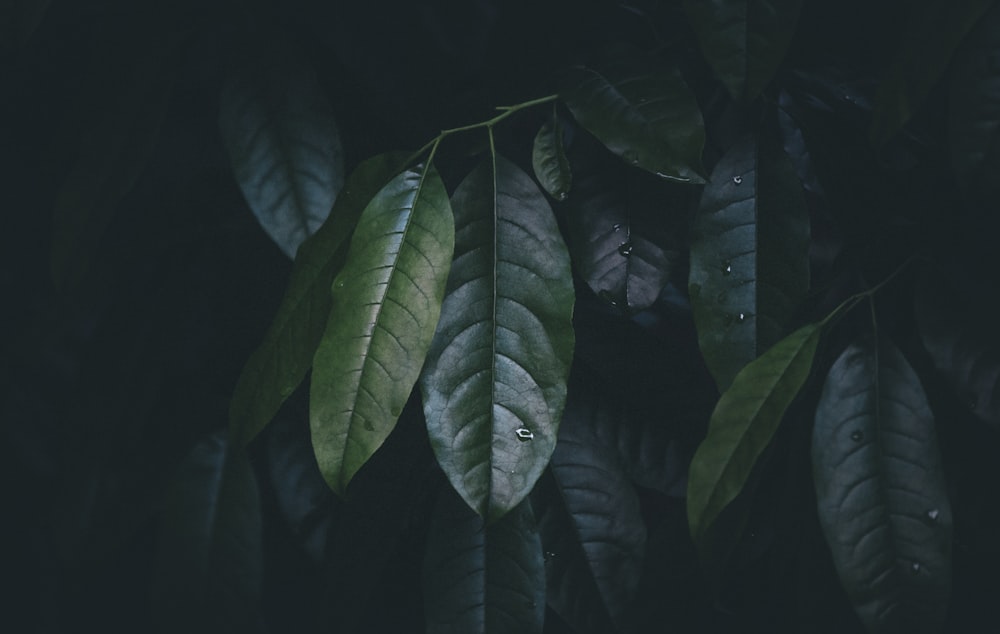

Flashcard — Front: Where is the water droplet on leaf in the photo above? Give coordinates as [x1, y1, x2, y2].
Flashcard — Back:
[722, 261, 732, 275]
[612, 223, 623, 232]
[851, 430, 863, 442]
[556, 191, 568, 201]
[618, 242, 633, 257]
[737, 312, 746, 322]
[911, 562, 921, 573]
[623, 150, 639, 165]
[515, 428, 534, 441]
[544, 551, 557, 561]
[927, 509, 940, 521]
[732, 175, 743, 185]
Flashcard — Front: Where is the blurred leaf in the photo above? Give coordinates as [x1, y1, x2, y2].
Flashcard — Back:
[871, 0, 994, 147]
[230, 153, 406, 446]
[689, 134, 810, 391]
[561, 52, 706, 182]
[423, 491, 545, 634]
[812, 337, 952, 633]
[532, 113, 572, 200]
[687, 322, 820, 541]
[531, 412, 646, 633]
[777, 91, 824, 195]
[420, 155, 574, 522]
[0, 0, 50, 50]
[152, 431, 266, 633]
[949, 2, 1000, 202]
[682, 0, 802, 101]
[219, 39, 344, 259]
[310, 163, 454, 496]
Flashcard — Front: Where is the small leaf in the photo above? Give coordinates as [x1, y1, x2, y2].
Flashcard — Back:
[230, 153, 406, 446]
[687, 322, 821, 541]
[219, 39, 344, 259]
[689, 133, 810, 391]
[871, 0, 994, 147]
[532, 114, 572, 200]
[561, 51, 706, 182]
[948, 2, 1000, 202]
[423, 491, 545, 634]
[311, 163, 454, 496]
[151, 431, 266, 632]
[683, 0, 802, 101]
[420, 154, 574, 522]
[812, 337, 952, 633]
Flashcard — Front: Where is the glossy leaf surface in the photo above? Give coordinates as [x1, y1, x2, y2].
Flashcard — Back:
[812, 337, 952, 633]
[687, 322, 820, 541]
[311, 164, 454, 496]
[423, 490, 545, 634]
[683, 0, 802, 101]
[532, 115, 572, 200]
[219, 41, 344, 258]
[689, 134, 810, 391]
[561, 54, 706, 182]
[230, 153, 405, 446]
[420, 155, 574, 521]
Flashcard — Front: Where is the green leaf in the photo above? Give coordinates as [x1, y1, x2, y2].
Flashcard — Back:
[219, 39, 344, 259]
[682, 0, 802, 101]
[229, 153, 406, 446]
[310, 163, 454, 496]
[151, 431, 266, 633]
[687, 322, 821, 541]
[560, 52, 706, 182]
[689, 133, 810, 391]
[871, 0, 994, 147]
[531, 416, 647, 634]
[423, 490, 545, 634]
[812, 337, 952, 633]
[420, 154, 574, 522]
[532, 113, 572, 200]
[948, 2, 1000, 202]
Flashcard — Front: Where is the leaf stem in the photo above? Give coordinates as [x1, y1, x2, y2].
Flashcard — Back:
[820, 257, 914, 328]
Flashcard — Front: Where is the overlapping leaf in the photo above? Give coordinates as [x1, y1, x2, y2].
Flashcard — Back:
[230, 153, 406, 446]
[420, 155, 574, 522]
[812, 337, 952, 633]
[683, 0, 802, 102]
[219, 40, 344, 258]
[689, 133, 810, 391]
[423, 490, 545, 634]
[311, 164, 454, 496]
[561, 53, 705, 182]
[687, 322, 821, 541]
[532, 113, 572, 200]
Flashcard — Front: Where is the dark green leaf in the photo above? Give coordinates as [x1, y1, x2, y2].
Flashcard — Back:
[230, 153, 406, 446]
[532, 114, 572, 200]
[531, 407, 647, 634]
[311, 163, 454, 496]
[423, 490, 545, 634]
[219, 39, 344, 259]
[687, 322, 821, 541]
[683, 0, 802, 101]
[420, 155, 574, 522]
[871, 0, 994, 147]
[151, 431, 265, 633]
[561, 53, 706, 182]
[689, 133, 810, 391]
[812, 337, 952, 633]
[949, 2, 1000, 202]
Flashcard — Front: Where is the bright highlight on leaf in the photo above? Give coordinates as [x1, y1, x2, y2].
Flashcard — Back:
[310, 163, 454, 496]
[687, 322, 821, 541]
[420, 154, 574, 522]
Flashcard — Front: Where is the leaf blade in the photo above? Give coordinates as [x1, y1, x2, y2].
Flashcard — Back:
[532, 114, 572, 200]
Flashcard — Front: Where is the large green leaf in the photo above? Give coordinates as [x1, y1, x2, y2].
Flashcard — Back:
[532, 113, 572, 200]
[812, 337, 952, 633]
[949, 2, 1000, 202]
[689, 133, 810, 391]
[560, 52, 706, 182]
[310, 163, 454, 496]
[682, 0, 802, 102]
[420, 154, 574, 522]
[219, 39, 344, 259]
[151, 431, 266, 633]
[230, 153, 406, 446]
[531, 415, 647, 634]
[687, 322, 820, 541]
[423, 490, 545, 634]
[871, 0, 994, 147]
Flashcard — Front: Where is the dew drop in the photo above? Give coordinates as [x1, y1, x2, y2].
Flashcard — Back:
[911, 562, 921, 573]
[624, 150, 639, 165]
[515, 427, 534, 441]
[927, 509, 940, 521]
[732, 175, 743, 185]
[612, 223, 623, 232]
[851, 430, 863, 442]
[618, 242, 634, 257]
[722, 261, 732, 275]
[737, 312, 746, 322]
[544, 551, 557, 562]
[556, 191, 568, 201]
